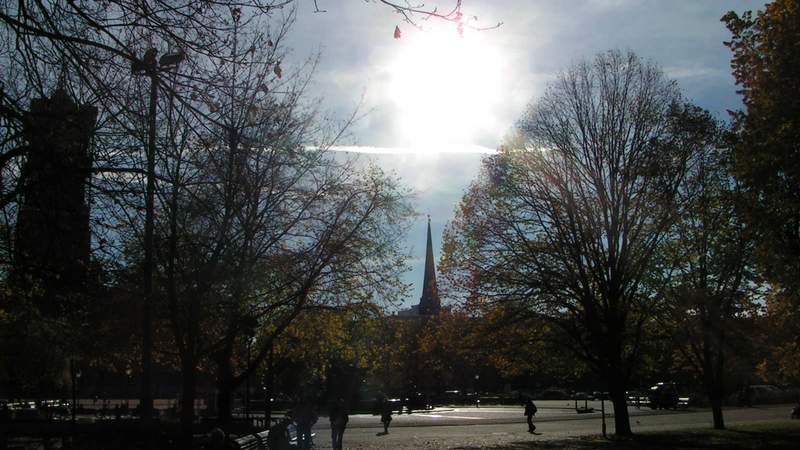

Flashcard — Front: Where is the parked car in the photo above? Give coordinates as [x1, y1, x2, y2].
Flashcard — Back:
[648, 383, 679, 410]
[733, 384, 795, 406]
[626, 390, 648, 407]
[539, 389, 570, 400]
[403, 392, 430, 412]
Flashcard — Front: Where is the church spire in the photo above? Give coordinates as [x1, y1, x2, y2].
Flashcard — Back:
[419, 215, 440, 315]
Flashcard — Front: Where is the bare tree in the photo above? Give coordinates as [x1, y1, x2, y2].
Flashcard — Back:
[313, 0, 501, 33]
[0, 0, 439, 433]
[662, 107, 755, 430]
[441, 50, 697, 436]
[114, 11, 414, 429]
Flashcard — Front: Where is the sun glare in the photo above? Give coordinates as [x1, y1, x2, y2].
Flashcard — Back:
[386, 26, 506, 153]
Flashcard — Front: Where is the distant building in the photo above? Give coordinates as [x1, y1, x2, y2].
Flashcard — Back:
[397, 216, 441, 317]
[13, 86, 96, 316]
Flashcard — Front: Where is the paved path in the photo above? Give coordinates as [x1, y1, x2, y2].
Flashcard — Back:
[306, 404, 794, 450]
[311, 400, 681, 429]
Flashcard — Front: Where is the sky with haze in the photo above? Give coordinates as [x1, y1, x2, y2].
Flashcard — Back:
[282, 0, 764, 309]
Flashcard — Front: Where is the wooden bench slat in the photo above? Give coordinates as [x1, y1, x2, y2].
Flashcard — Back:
[231, 433, 263, 450]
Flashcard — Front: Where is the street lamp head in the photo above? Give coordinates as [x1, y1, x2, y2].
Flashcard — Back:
[131, 48, 158, 75]
[159, 51, 186, 69]
[132, 48, 184, 75]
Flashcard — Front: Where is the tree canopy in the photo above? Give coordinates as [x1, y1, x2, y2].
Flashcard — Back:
[441, 50, 708, 435]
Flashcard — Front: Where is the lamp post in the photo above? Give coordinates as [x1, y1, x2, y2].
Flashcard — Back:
[70, 360, 81, 444]
[245, 336, 256, 422]
[132, 48, 184, 431]
[600, 395, 607, 437]
[474, 375, 480, 408]
[264, 341, 274, 426]
[601, 394, 607, 438]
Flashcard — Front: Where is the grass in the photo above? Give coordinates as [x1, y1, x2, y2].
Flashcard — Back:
[452, 421, 800, 450]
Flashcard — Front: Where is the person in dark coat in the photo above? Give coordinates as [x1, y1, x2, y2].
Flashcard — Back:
[380, 399, 393, 434]
[266, 417, 292, 450]
[524, 398, 538, 433]
[294, 399, 318, 450]
[329, 398, 348, 450]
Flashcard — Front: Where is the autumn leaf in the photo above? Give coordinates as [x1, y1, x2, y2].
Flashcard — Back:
[247, 105, 260, 122]
[394, 25, 401, 39]
[206, 100, 220, 113]
[274, 62, 282, 79]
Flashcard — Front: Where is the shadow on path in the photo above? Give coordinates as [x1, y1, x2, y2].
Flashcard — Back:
[450, 422, 800, 450]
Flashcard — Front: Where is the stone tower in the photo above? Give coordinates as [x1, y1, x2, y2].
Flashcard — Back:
[418, 216, 440, 316]
[13, 86, 97, 317]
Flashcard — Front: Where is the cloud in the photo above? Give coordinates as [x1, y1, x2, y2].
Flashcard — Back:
[325, 145, 495, 155]
[282, 0, 763, 307]
[664, 67, 727, 80]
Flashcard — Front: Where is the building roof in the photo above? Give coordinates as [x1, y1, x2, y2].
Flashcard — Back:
[418, 216, 440, 315]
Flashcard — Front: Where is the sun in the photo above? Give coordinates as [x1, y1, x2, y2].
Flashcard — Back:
[386, 26, 506, 153]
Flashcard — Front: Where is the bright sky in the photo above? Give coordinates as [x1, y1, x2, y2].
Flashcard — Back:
[285, 0, 763, 308]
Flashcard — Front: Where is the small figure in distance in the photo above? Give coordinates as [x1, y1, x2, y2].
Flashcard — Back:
[524, 398, 538, 433]
[380, 398, 393, 434]
[329, 398, 349, 450]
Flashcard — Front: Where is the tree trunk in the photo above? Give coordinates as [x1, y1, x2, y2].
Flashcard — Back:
[180, 359, 197, 447]
[216, 358, 234, 426]
[609, 384, 632, 436]
[703, 363, 726, 430]
[710, 389, 725, 429]
[216, 385, 233, 426]
[595, 314, 633, 436]
[702, 303, 726, 430]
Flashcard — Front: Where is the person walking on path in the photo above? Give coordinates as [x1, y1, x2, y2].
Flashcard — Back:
[267, 417, 292, 450]
[329, 398, 349, 450]
[294, 399, 318, 450]
[524, 398, 538, 433]
[380, 399, 393, 434]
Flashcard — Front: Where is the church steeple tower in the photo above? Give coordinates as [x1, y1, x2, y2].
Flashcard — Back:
[419, 215, 440, 315]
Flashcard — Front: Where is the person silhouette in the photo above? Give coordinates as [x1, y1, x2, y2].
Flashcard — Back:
[294, 398, 317, 450]
[380, 398, 393, 434]
[329, 398, 348, 450]
[524, 398, 538, 433]
[267, 417, 292, 450]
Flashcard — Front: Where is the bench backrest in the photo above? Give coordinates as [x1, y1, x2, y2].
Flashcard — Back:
[254, 430, 269, 447]
[231, 434, 263, 450]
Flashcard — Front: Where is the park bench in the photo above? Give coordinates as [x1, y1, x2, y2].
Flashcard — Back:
[229, 423, 315, 450]
[231, 430, 269, 450]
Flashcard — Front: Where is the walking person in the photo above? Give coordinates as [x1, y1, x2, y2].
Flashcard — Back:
[267, 417, 292, 450]
[294, 398, 318, 450]
[329, 398, 348, 450]
[524, 398, 538, 433]
[380, 398, 393, 434]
